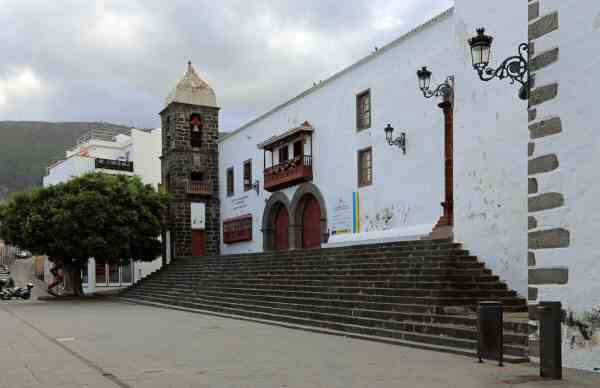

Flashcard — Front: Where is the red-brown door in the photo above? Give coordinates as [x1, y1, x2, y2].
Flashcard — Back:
[191, 230, 206, 256]
[302, 196, 322, 249]
[274, 206, 289, 251]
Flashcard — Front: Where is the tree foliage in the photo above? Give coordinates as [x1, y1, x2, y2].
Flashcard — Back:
[0, 173, 168, 294]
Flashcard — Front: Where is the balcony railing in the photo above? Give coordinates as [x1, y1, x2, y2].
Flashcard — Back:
[264, 155, 313, 192]
[186, 180, 212, 196]
[95, 158, 134, 172]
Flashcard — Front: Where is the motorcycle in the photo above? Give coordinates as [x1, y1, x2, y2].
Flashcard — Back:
[0, 282, 34, 300]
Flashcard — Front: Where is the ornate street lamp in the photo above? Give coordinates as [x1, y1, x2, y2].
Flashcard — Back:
[384, 124, 406, 154]
[468, 28, 529, 100]
[417, 66, 454, 99]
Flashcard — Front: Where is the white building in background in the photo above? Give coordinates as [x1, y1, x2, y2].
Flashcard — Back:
[43, 127, 163, 293]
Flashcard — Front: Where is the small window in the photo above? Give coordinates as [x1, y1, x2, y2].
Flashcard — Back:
[243, 160, 252, 192]
[190, 171, 204, 182]
[293, 140, 303, 158]
[357, 147, 373, 187]
[356, 90, 371, 130]
[226, 167, 234, 197]
[278, 146, 289, 164]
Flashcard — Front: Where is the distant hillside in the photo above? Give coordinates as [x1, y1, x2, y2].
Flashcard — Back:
[0, 121, 133, 200]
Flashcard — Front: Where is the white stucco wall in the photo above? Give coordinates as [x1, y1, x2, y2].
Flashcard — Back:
[452, 1, 528, 296]
[43, 155, 95, 187]
[131, 128, 162, 188]
[219, 10, 456, 255]
[529, 0, 600, 371]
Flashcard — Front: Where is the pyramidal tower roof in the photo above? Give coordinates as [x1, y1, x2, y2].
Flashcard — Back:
[165, 61, 217, 108]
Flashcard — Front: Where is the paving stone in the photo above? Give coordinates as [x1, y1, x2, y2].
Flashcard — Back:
[528, 287, 538, 301]
[529, 192, 564, 212]
[529, 12, 559, 41]
[529, 267, 568, 285]
[529, 228, 570, 249]
[528, 217, 538, 230]
[529, 83, 558, 106]
[528, 178, 538, 194]
[530, 48, 559, 72]
[529, 154, 559, 175]
[529, 117, 561, 139]
[528, 2, 540, 21]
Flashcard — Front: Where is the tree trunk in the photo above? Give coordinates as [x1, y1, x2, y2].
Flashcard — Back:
[62, 261, 84, 296]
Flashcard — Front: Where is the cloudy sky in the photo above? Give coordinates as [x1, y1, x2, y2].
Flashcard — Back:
[0, 0, 453, 132]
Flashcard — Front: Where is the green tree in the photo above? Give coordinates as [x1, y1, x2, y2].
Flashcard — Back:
[0, 173, 167, 296]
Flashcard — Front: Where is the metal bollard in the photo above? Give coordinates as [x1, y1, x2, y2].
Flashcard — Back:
[539, 301, 562, 380]
[477, 301, 504, 366]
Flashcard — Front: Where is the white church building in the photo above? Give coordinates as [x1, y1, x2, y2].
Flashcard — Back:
[158, 1, 600, 371]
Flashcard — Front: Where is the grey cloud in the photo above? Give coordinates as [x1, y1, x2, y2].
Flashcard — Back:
[0, 0, 452, 131]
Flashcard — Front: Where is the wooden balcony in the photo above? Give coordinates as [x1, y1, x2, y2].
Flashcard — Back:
[186, 180, 212, 196]
[264, 155, 313, 192]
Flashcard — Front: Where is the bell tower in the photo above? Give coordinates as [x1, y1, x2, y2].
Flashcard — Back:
[160, 62, 220, 257]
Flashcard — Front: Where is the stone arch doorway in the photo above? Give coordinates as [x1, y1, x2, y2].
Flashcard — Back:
[290, 183, 328, 249]
[262, 192, 291, 251]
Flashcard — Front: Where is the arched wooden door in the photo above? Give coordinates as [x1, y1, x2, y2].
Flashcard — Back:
[302, 196, 322, 249]
[274, 206, 289, 251]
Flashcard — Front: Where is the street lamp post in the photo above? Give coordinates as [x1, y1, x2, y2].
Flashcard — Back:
[416, 67, 455, 233]
[467, 28, 530, 100]
[384, 124, 406, 154]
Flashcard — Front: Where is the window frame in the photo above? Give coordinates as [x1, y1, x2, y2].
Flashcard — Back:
[357, 146, 373, 187]
[243, 159, 253, 192]
[226, 167, 234, 197]
[356, 89, 371, 131]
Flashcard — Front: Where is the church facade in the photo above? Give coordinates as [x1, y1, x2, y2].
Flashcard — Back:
[160, 1, 600, 371]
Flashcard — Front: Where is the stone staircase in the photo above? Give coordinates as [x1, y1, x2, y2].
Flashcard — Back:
[118, 239, 530, 362]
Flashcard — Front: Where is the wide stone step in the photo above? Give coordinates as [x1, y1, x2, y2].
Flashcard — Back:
[123, 287, 528, 333]
[173, 248, 470, 268]
[123, 286, 526, 313]
[169, 261, 485, 275]
[150, 273, 501, 284]
[137, 276, 509, 290]
[194, 240, 459, 261]
[122, 290, 527, 346]
[117, 295, 528, 361]
[133, 281, 516, 298]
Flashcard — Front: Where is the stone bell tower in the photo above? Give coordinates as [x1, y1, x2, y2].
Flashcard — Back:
[160, 62, 220, 258]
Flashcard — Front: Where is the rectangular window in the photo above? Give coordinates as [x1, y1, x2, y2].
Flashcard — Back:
[227, 167, 234, 197]
[278, 146, 289, 164]
[357, 147, 373, 187]
[356, 90, 371, 130]
[243, 159, 252, 192]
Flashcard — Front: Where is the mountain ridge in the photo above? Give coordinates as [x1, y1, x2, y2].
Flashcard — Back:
[0, 121, 134, 200]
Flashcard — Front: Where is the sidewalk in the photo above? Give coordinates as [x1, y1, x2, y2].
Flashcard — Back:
[0, 306, 122, 388]
[2, 299, 600, 387]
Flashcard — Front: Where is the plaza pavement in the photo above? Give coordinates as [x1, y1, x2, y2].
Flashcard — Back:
[1, 299, 600, 388]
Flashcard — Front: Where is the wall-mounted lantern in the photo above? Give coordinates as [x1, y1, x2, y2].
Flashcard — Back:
[468, 28, 529, 100]
[384, 124, 406, 154]
[417, 66, 454, 99]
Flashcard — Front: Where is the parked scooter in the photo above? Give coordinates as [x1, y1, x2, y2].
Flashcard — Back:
[0, 282, 33, 300]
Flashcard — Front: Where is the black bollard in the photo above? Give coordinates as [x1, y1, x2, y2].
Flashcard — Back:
[477, 301, 504, 366]
[539, 301, 562, 380]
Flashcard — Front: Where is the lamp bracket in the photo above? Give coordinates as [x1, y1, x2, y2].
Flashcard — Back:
[387, 132, 406, 155]
[421, 75, 454, 99]
[474, 42, 529, 99]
